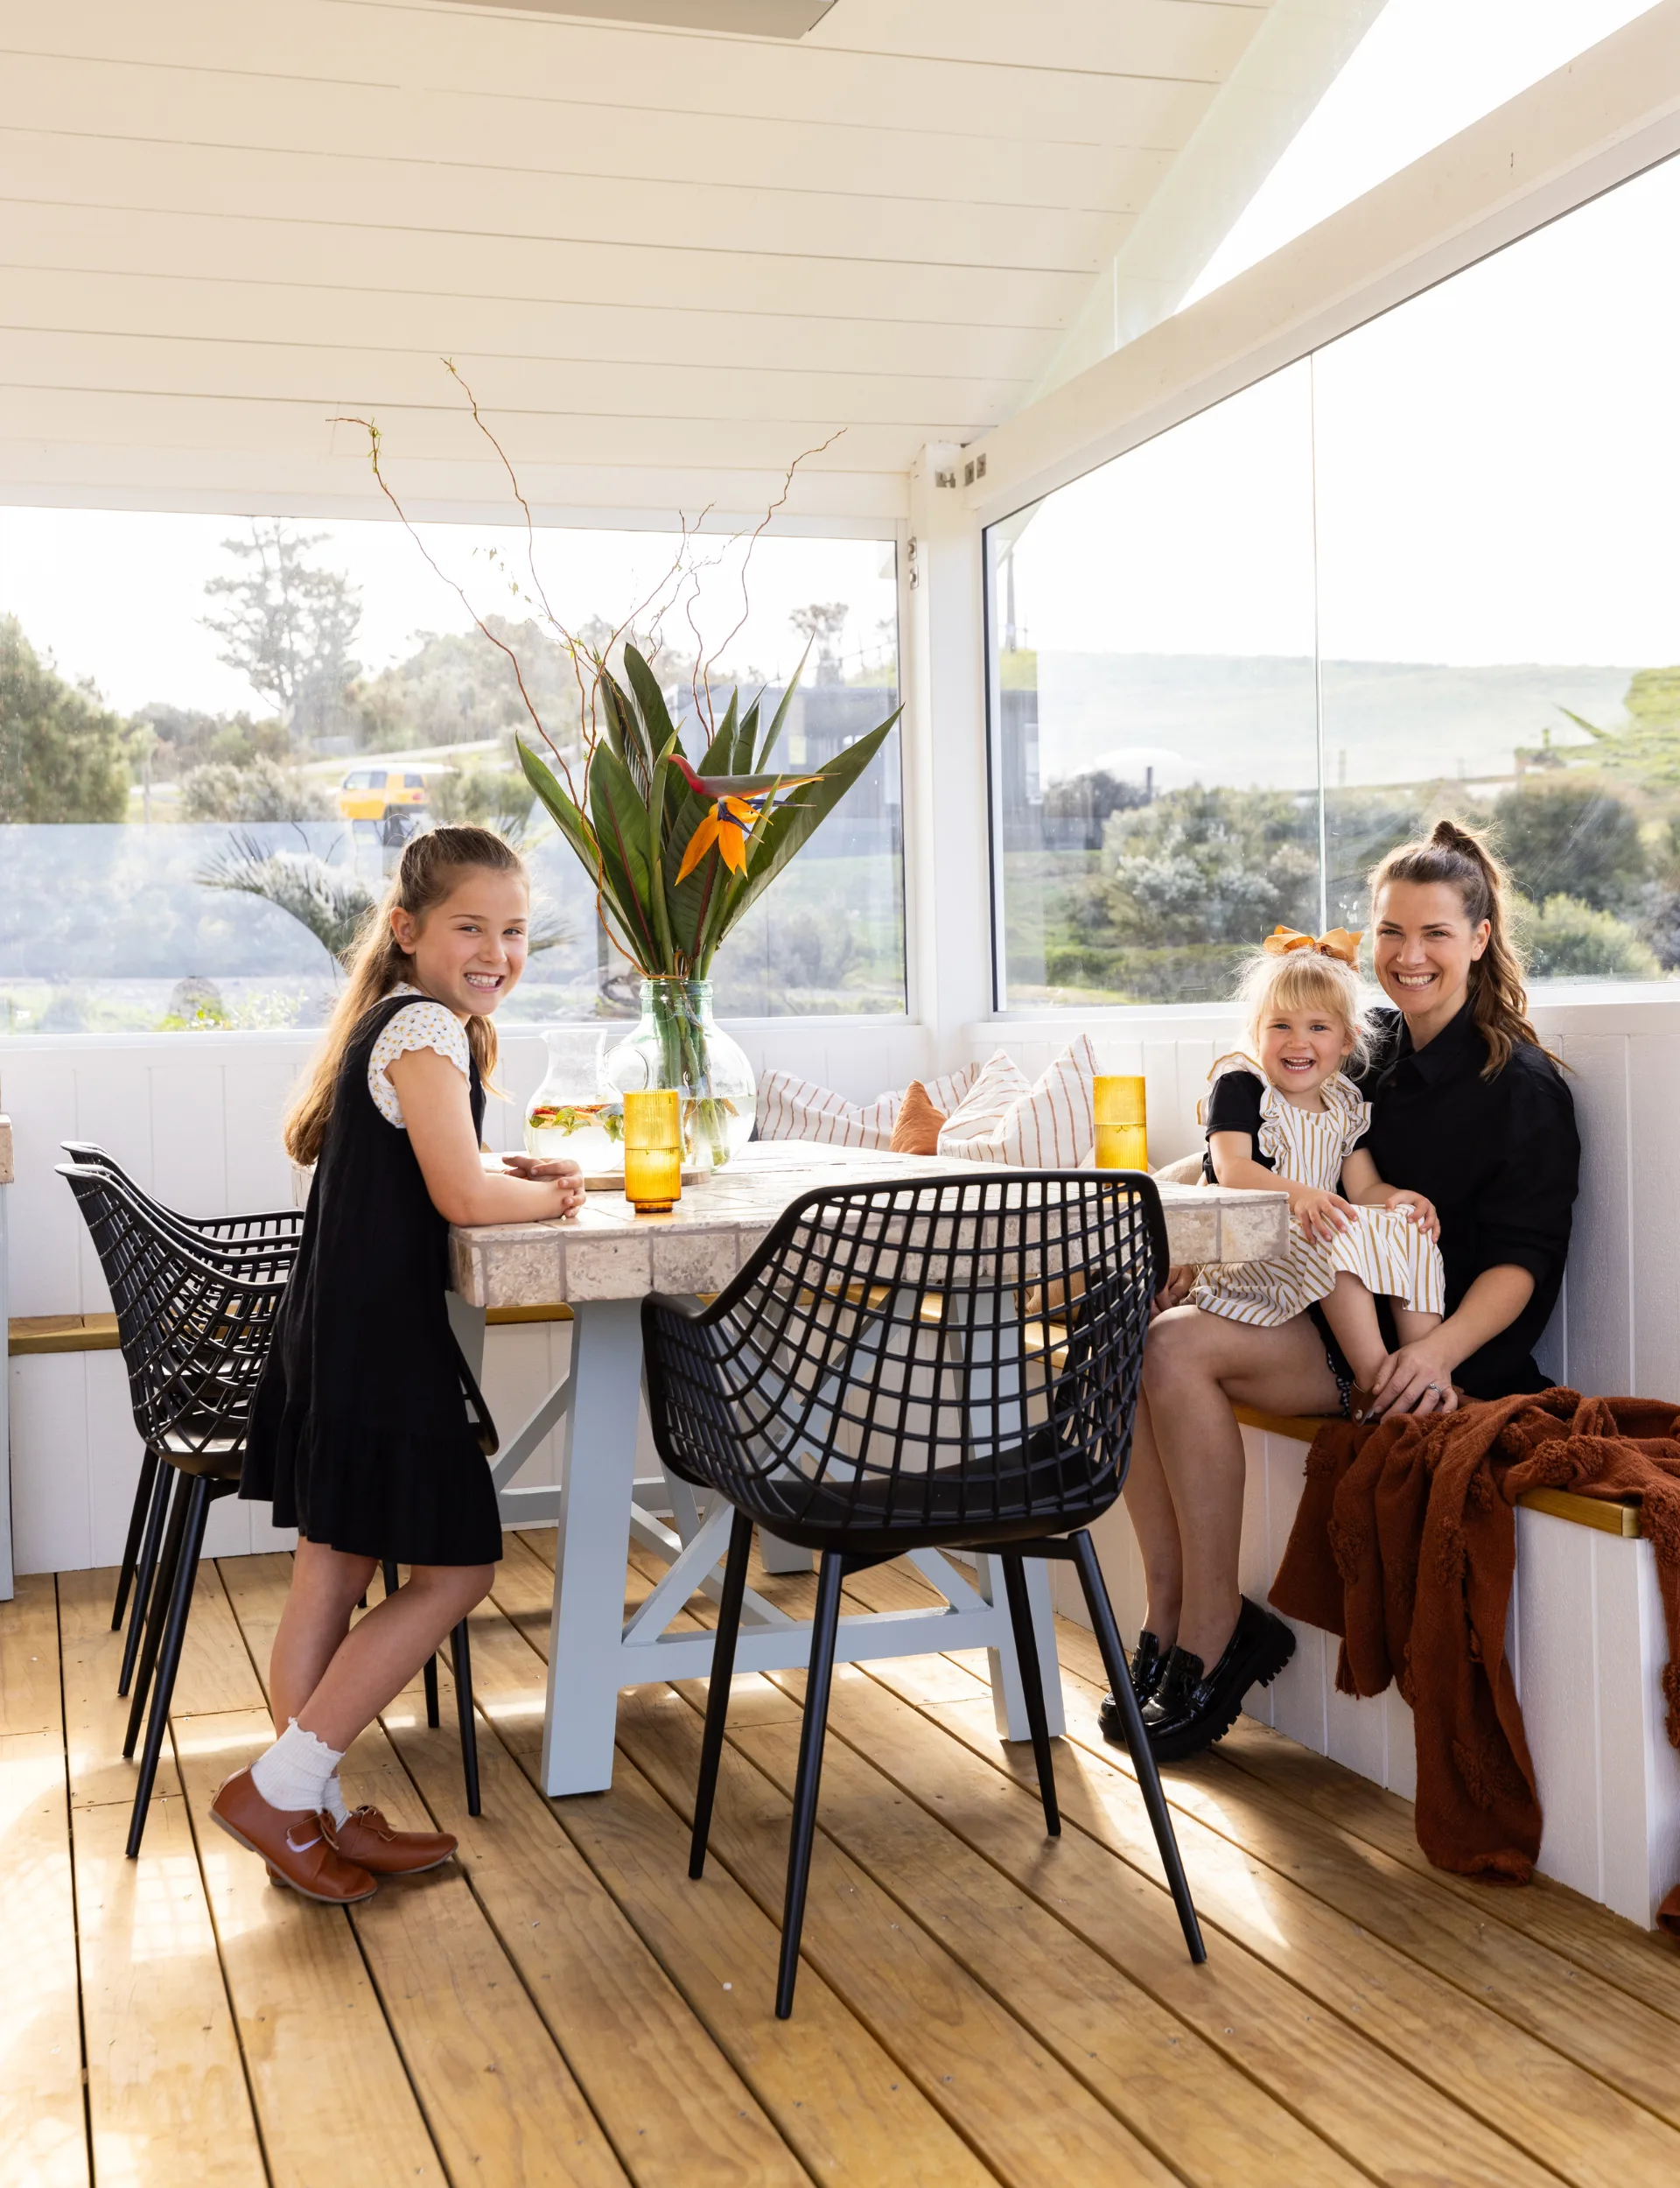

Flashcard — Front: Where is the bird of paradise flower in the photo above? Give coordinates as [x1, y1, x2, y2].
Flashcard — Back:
[669, 754, 823, 881]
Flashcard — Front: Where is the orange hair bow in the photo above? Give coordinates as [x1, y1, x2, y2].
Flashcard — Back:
[1262, 923, 1362, 967]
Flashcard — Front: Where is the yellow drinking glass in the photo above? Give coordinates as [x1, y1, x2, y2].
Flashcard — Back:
[623, 1089, 682, 1212]
[1094, 1075, 1148, 1171]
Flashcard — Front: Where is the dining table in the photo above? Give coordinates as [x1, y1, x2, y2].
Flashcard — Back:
[447, 1142, 1289, 1798]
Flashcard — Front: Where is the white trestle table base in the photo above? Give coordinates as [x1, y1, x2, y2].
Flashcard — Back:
[450, 1145, 1288, 1798]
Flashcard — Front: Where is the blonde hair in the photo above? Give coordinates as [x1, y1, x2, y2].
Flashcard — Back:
[1368, 817, 1543, 1079]
[284, 825, 527, 1165]
[1235, 948, 1370, 1074]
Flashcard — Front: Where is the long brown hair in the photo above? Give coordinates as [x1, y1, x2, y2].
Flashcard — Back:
[1368, 817, 1542, 1077]
[284, 825, 528, 1164]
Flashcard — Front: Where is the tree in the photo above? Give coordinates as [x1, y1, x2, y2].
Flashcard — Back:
[1099, 784, 1320, 946]
[353, 617, 584, 754]
[1492, 775, 1647, 915]
[788, 602, 848, 684]
[0, 614, 130, 822]
[201, 521, 361, 747]
[178, 757, 334, 823]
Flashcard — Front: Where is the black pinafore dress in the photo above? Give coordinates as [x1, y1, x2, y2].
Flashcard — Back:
[241, 992, 502, 1567]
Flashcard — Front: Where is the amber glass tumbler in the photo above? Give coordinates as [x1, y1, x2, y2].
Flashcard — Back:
[1093, 1075, 1148, 1171]
[624, 1089, 682, 1211]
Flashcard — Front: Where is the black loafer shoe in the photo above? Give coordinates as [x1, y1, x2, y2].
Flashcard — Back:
[1140, 1599, 1295, 1763]
[1097, 1629, 1166, 1746]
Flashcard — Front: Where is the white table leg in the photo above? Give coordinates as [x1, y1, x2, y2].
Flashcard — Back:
[540, 1298, 646, 1797]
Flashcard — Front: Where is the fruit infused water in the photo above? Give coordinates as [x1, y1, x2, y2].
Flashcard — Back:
[524, 1028, 623, 1173]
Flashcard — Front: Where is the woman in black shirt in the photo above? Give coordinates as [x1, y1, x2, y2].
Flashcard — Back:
[1107, 820, 1580, 1763]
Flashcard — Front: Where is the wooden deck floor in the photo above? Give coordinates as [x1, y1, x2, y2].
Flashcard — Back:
[7, 1535, 1680, 2188]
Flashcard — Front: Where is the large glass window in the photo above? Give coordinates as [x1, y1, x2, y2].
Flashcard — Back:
[990, 151, 1680, 1005]
[0, 516, 902, 1033]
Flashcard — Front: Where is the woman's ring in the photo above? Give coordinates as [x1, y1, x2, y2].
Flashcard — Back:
[1426, 1382, 1444, 1395]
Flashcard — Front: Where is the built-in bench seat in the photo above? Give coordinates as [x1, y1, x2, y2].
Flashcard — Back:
[1213, 1404, 1680, 1928]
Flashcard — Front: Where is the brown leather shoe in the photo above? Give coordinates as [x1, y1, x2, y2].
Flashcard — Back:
[210, 1767, 377, 1904]
[324, 1805, 457, 1876]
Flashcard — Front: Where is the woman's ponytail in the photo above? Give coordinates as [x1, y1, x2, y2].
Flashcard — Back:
[1369, 817, 1544, 1077]
[283, 825, 526, 1165]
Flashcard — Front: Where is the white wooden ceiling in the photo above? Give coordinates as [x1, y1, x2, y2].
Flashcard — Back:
[0, 0, 1281, 529]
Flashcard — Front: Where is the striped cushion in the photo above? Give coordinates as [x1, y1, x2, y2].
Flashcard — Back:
[756, 1063, 980, 1149]
[936, 1036, 1100, 1168]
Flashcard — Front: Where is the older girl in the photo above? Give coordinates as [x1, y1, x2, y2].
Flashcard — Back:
[1107, 820, 1578, 1763]
[214, 826, 585, 1904]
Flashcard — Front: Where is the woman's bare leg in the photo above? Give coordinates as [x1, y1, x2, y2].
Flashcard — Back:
[271, 1538, 493, 1754]
[1121, 1392, 1183, 1647]
[1143, 1306, 1341, 1667]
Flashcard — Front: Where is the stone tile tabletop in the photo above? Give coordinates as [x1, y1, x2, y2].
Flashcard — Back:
[450, 1143, 1287, 1310]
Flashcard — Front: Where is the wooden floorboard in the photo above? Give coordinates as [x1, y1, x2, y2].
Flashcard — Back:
[0, 1574, 89, 2188]
[11, 1533, 1680, 2188]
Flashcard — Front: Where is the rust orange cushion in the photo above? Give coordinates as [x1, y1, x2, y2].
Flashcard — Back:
[889, 1080, 947, 1154]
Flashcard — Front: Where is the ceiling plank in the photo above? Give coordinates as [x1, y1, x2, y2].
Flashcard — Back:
[0, 127, 1136, 271]
[0, 200, 1092, 327]
[0, 265, 1046, 379]
[0, 53, 1178, 214]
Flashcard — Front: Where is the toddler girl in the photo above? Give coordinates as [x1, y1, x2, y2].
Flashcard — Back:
[1190, 928, 1446, 1420]
[214, 826, 585, 1904]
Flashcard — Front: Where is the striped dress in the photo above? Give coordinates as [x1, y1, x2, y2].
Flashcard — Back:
[1190, 1057, 1446, 1329]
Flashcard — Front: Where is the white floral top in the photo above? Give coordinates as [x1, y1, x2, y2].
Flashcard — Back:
[368, 984, 470, 1129]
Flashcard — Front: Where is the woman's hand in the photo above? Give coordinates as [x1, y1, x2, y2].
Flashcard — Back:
[1151, 1266, 1194, 1317]
[1377, 1184, 1440, 1241]
[1368, 1334, 1461, 1420]
[1288, 1185, 1357, 1245]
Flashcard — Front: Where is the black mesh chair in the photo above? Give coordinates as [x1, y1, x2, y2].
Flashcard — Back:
[61, 1141, 303, 1659]
[59, 1162, 480, 1854]
[642, 1168, 1205, 2017]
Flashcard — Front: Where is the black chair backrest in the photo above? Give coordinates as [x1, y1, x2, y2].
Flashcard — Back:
[643, 1169, 1166, 1553]
[58, 1155, 302, 1260]
[59, 1164, 289, 1472]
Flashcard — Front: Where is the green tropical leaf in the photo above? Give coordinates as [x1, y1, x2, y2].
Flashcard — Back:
[588, 743, 661, 963]
[517, 739, 599, 873]
[756, 642, 811, 770]
[696, 688, 739, 775]
[621, 645, 678, 764]
[722, 710, 900, 931]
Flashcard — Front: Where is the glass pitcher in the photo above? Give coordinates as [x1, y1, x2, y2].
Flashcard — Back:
[524, 1027, 624, 1174]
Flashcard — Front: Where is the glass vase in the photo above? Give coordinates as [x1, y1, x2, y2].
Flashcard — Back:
[601, 978, 756, 1174]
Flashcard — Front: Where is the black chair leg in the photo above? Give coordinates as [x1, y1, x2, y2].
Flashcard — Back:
[999, 1553, 1060, 1837]
[117, 1459, 172, 1698]
[127, 1477, 215, 1858]
[1068, 1529, 1205, 1964]
[124, 1471, 191, 1757]
[112, 1448, 159, 1630]
[776, 1548, 844, 2020]
[450, 1618, 481, 1816]
[690, 1510, 754, 1881]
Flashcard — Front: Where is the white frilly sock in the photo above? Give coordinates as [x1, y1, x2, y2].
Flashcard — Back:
[249, 1719, 345, 1817]
[322, 1775, 352, 1828]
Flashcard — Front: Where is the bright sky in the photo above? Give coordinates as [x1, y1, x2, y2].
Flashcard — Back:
[1006, 0, 1680, 671]
[1186, 0, 1662, 302]
[0, 510, 897, 718]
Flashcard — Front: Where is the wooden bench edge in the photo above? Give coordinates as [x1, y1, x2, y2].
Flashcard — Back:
[1232, 1403, 1642, 1538]
[10, 1302, 578, 1357]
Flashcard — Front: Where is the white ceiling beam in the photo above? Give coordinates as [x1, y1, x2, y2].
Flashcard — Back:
[970, 0, 1680, 524]
[1027, 0, 1389, 400]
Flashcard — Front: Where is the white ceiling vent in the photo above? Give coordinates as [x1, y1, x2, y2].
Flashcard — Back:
[442, 1, 836, 32]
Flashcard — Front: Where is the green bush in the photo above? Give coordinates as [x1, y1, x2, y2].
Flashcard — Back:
[1493, 776, 1647, 913]
[0, 616, 130, 822]
[178, 758, 333, 823]
[1514, 893, 1662, 980]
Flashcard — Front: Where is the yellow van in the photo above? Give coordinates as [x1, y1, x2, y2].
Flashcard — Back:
[338, 767, 430, 822]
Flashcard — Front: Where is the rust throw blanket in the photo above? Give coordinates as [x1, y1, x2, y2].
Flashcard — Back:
[1270, 1388, 1680, 1920]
